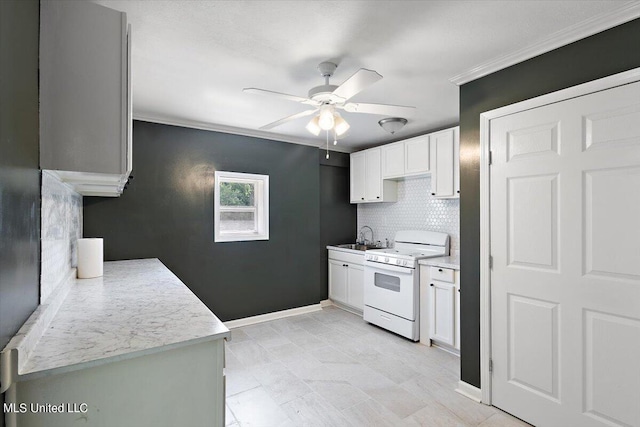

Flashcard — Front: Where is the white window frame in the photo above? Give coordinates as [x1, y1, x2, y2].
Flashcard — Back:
[214, 171, 269, 242]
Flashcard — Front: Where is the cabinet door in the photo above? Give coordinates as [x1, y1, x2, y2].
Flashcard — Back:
[365, 148, 382, 201]
[350, 152, 366, 203]
[454, 281, 460, 350]
[405, 135, 430, 175]
[125, 25, 133, 175]
[347, 264, 364, 311]
[453, 127, 460, 198]
[430, 128, 455, 197]
[429, 280, 455, 346]
[40, 0, 128, 175]
[329, 260, 348, 304]
[382, 143, 405, 178]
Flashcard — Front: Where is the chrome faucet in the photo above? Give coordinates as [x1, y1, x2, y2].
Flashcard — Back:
[358, 226, 374, 245]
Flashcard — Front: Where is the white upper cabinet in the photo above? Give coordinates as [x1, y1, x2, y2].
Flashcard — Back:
[365, 148, 382, 201]
[382, 142, 405, 179]
[382, 135, 430, 180]
[350, 148, 397, 203]
[350, 151, 366, 203]
[430, 127, 460, 199]
[40, 0, 132, 197]
[350, 126, 458, 203]
[404, 135, 430, 176]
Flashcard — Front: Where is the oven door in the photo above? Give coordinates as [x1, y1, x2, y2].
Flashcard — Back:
[364, 261, 417, 321]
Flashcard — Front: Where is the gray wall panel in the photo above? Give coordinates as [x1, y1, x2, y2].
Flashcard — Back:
[0, 0, 41, 352]
[0, 2, 41, 423]
[84, 121, 354, 321]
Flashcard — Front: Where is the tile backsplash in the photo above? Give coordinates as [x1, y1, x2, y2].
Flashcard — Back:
[41, 170, 82, 303]
[357, 176, 459, 253]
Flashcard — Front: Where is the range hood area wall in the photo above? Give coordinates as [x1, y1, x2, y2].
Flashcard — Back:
[357, 177, 460, 252]
[83, 120, 343, 321]
[459, 17, 640, 389]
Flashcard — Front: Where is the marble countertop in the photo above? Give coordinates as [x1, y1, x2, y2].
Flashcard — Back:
[418, 255, 460, 270]
[14, 259, 229, 380]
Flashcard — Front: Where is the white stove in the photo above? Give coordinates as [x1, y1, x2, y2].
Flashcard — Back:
[364, 230, 450, 268]
[363, 230, 449, 341]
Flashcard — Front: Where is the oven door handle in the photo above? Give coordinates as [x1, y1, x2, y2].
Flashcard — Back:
[364, 260, 414, 274]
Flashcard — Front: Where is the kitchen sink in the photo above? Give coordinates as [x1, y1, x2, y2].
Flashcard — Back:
[335, 243, 379, 251]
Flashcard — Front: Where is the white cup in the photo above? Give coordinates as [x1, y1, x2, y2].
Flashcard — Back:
[77, 238, 103, 279]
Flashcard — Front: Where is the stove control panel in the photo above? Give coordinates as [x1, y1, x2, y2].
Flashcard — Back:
[365, 254, 412, 268]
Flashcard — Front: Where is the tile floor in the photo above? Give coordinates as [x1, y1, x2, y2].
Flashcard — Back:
[225, 306, 530, 427]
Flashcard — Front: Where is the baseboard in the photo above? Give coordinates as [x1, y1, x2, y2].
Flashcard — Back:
[223, 303, 323, 329]
[455, 380, 482, 403]
[431, 342, 460, 357]
[329, 300, 363, 316]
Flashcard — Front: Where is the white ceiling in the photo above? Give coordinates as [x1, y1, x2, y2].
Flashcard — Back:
[94, 0, 634, 151]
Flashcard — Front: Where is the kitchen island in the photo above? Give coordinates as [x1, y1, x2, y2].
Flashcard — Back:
[1, 258, 230, 427]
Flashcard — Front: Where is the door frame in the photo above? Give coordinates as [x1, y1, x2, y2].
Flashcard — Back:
[478, 66, 640, 405]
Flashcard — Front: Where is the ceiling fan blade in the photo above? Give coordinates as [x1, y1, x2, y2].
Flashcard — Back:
[259, 109, 318, 130]
[342, 102, 416, 117]
[243, 88, 319, 106]
[332, 69, 382, 101]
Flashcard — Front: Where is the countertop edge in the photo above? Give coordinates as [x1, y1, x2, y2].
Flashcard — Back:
[418, 256, 460, 270]
[326, 245, 367, 256]
[16, 332, 229, 382]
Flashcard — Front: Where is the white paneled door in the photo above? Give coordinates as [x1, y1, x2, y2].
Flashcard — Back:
[490, 80, 640, 427]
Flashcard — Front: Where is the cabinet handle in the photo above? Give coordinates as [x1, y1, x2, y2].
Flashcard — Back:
[376, 196, 380, 199]
[458, 288, 460, 293]
[457, 190, 460, 194]
[430, 283, 434, 287]
[438, 268, 443, 272]
[361, 198, 364, 200]
[431, 193, 435, 196]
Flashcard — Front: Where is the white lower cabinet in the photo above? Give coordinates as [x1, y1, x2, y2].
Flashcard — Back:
[328, 259, 348, 303]
[9, 340, 225, 427]
[455, 279, 460, 351]
[328, 250, 364, 312]
[421, 265, 460, 351]
[347, 264, 364, 311]
[430, 280, 455, 347]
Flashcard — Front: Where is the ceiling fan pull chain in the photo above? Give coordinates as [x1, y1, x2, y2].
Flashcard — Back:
[333, 128, 338, 146]
[326, 130, 330, 159]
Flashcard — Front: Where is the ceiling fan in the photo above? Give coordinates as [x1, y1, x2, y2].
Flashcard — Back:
[243, 61, 416, 141]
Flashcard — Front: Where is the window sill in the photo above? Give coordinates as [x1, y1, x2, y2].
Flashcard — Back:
[214, 233, 269, 243]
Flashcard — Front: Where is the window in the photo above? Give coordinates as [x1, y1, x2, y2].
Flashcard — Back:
[214, 171, 269, 242]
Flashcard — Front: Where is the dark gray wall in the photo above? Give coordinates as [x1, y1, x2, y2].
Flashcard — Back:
[319, 151, 357, 295]
[0, 2, 40, 423]
[84, 121, 355, 321]
[0, 0, 40, 353]
[459, 18, 640, 387]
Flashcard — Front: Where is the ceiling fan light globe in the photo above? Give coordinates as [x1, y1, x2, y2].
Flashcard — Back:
[306, 116, 321, 136]
[334, 115, 350, 136]
[318, 108, 335, 130]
